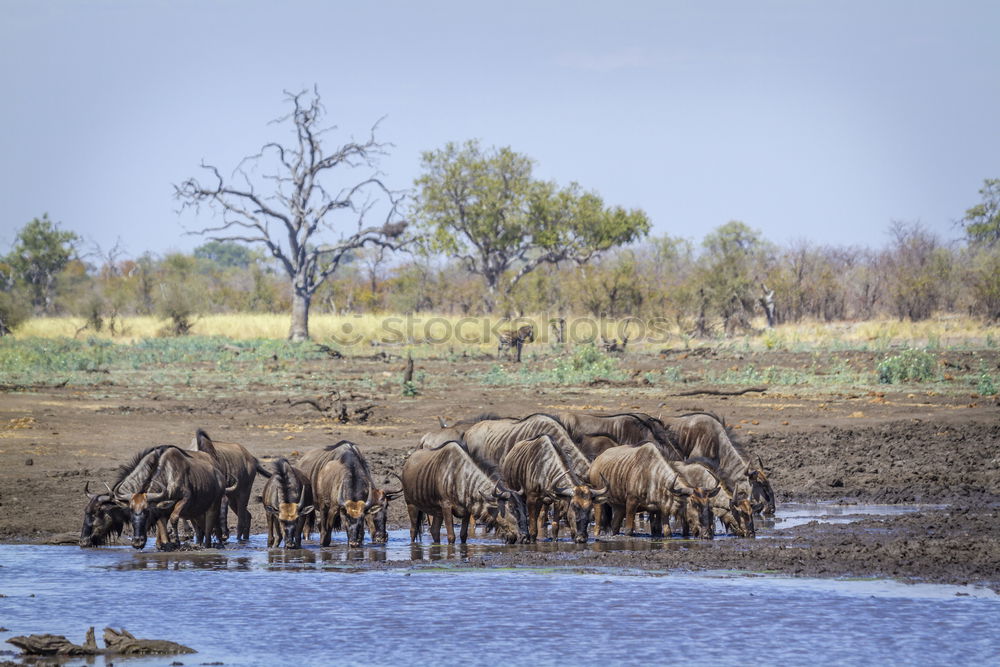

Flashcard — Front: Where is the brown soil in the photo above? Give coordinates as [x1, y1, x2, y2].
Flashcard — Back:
[1, 349, 998, 588]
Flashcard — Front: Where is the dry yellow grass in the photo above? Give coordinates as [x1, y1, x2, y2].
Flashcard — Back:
[12, 312, 1000, 351]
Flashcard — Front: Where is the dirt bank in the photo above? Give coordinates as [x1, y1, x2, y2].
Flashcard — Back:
[1, 349, 998, 587]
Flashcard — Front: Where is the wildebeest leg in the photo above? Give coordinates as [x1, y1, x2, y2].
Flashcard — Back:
[319, 507, 332, 547]
[267, 514, 280, 547]
[429, 513, 443, 544]
[406, 504, 423, 542]
[525, 497, 541, 543]
[459, 515, 471, 543]
[597, 502, 613, 535]
[649, 511, 664, 538]
[154, 517, 171, 550]
[442, 505, 457, 544]
[624, 499, 640, 536]
[233, 489, 251, 541]
[609, 503, 625, 535]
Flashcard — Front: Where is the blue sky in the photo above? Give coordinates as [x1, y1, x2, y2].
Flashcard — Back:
[1, 1, 997, 258]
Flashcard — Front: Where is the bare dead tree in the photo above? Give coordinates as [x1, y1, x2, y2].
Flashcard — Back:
[174, 87, 408, 341]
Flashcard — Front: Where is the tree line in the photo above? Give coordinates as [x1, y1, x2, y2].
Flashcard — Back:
[1, 89, 998, 338]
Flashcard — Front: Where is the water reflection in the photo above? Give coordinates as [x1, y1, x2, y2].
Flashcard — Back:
[88, 503, 927, 572]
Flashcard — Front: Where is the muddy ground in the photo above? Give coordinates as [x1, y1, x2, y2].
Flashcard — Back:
[1, 348, 998, 589]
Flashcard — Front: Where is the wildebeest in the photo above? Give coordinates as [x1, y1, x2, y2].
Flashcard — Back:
[401, 441, 530, 544]
[304, 441, 400, 547]
[557, 412, 685, 460]
[79, 481, 129, 547]
[499, 434, 607, 543]
[112, 445, 233, 550]
[260, 457, 314, 549]
[662, 412, 774, 516]
[589, 443, 716, 539]
[191, 429, 271, 540]
[675, 458, 755, 538]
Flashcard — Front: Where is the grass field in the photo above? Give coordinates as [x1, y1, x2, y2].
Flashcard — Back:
[3, 313, 999, 399]
[12, 312, 1000, 351]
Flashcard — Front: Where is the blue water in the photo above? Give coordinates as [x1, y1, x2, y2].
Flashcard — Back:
[0, 536, 997, 666]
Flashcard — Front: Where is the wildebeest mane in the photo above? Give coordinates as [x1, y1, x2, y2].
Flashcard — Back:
[323, 440, 357, 452]
[519, 412, 567, 429]
[271, 457, 294, 503]
[678, 411, 728, 428]
[426, 439, 469, 453]
[113, 445, 191, 490]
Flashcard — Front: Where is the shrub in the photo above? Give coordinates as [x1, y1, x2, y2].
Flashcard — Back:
[876, 349, 938, 383]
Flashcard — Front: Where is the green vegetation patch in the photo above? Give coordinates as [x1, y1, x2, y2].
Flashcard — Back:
[481, 344, 627, 386]
[876, 348, 939, 384]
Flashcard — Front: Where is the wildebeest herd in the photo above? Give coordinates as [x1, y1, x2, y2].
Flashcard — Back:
[79, 411, 776, 550]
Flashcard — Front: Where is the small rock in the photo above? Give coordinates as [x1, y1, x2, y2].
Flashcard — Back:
[24, 459, 32, 466]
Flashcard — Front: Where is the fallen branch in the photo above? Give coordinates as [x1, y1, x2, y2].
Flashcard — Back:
[669, 387, 767, 397]
[7, 626, 195, 657]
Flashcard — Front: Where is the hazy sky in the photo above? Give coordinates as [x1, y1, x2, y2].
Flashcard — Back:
[2, 1, 997, 258]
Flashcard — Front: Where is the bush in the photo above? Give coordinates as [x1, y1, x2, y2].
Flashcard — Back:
[876, 349, 938, 383]
[0, 291, 30, 335]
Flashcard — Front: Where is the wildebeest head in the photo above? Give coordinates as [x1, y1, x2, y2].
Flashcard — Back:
[748, 456, 775, 517]
[550, 478, 609, 544]
[487, 483, 530, 544]
[367, 483, 404, 544]
[80, 482, 129, 547]
[118, 484, 172, 550]
[673, 483, 719, 540]
[264, 501, 314, 549]
[728, 492, 756, 538]
[341, 487, 395, 548]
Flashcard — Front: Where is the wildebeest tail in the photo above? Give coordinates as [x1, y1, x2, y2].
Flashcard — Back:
[194, 428, 221, 462]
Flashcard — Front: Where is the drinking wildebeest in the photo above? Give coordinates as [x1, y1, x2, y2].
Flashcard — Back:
[79, 481, 130, 547]
[191, 429, 271, 540]
[679, 457, 756, 538]
[260, 457, 314, 548]
[463, 413, 592, 538]
[499, 434, 607, 543]
[662, 412, 774, 516]
[401, 441, 529, 545]
[112, 445, 233, 550]
[304, 441, 400, 547]
[297, 441, 400, 544]
[589, 443, 716, 539]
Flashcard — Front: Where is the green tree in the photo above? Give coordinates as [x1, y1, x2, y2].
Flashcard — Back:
[193, 241, 255, 269]
[884, 221, 951, 321]
[697, 221, 766, 334]
[176, 88, 408, 341]
[4, 214, 80, 313]
[961, 178, 1000, 246]
[414, 140, 650, 312]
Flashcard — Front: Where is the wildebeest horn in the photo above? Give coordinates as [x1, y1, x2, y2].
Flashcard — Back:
[757, 454, 765, 471]
[590, 474, 609, 497]
[84, 481, 94, 497]
[103, 482, 114, 496]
